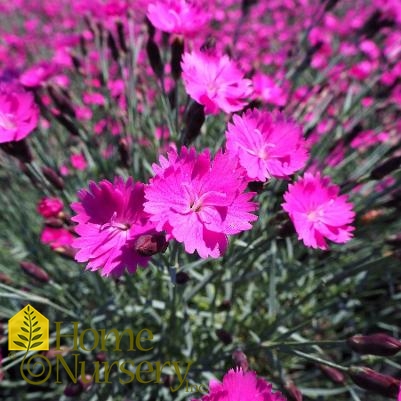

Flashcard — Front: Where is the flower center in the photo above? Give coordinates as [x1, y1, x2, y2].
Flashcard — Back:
[99, 212, 131, 232]
[307, 208, 324, 222]
[0, 111, 16, 131]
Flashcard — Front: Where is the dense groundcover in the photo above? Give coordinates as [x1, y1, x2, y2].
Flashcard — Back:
[0, 1, 401, 400]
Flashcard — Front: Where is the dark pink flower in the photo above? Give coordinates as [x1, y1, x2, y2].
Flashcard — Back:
[19, 62, 58, 88]
[252, 72, 287, 107]
[41, 227, 74, 249]
[181, 50, 252, 115]
[0, 83, 39, 143]
[282, 173, 355, 250]
[147, 0, 210, 37]
[191, 368, 286, 401]
[37, 197, 64, 218]
[144, 147, 257, 258]
[225, 109, 308, 181]
[71, 178, 157, 276]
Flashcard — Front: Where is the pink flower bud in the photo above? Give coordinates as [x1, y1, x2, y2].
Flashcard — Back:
[20, 261, 49, 283]
[134, 233, 168, 256]
[318, 364, 346, 384]
[232, 349, 249, 372]
[284, 380, 303, 401]
[349, 366, 399, 398]
[37, 197, 64, 218]
[347, 333, 401, 356]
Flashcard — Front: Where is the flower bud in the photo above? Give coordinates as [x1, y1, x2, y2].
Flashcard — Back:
[171, 37, 184, 80]
[107, 31, 120, 62]
[53, 245, 77, 260]
[20, 261, 49, 283]
[347, 333, 401, 356]
[218, 300, 232, 311]
[232, 349, 249, 372]
[216, 329, 233, 345]
[175, 271, 190, 285]
[318, 364, 346, 384]
[134, 234, 168, 256]
[44, 217, 64, 228]
[370, 156, 401, 180]
[64, 382, 83, 397]
[146, 38, 164, 79]
[53, 113, 80, 136]
[118, 137, 130, 168]
[42, 166, 65, 190]
[116, 20, 128, 53]
[349, 366, 399, 398]
[0, 139, 32, 163]
[0, 272, 12, 284]
[182, 101, 205, 146]
[284, 380, 303, 401]
[45, 345, 70, 360]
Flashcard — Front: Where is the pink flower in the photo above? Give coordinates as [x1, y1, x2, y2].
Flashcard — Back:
[252, 72, 287, 107]
[19, 62, 58, 88]
[71, 178, 157, 276]
[144, 147, 257, 258]
[0, 83, 39, 143]
[181, 51, 252, 115]
[37, 197, 64, 218]
[225, 109, 308, 182]
[191, 368, 286, 401]
[147, 0, 210, 37]
[70, 153, 88, 171]
[40, 227, 75, 249]
[282, 173, 355, 250]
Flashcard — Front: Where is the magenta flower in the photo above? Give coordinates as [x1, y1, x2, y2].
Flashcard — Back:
[181, 50, 252, 115]
[191, 368, 286, 401]
[40, 227, 74, 250]
[282, 173, 355, 250]
[225, 109, 308, 182]
[37, 197, 64, 218]
[147, 0, 210, 37]
[144, 147, 257, 258]
[71, 177, 158, 276]
[0, 83, 38, 143]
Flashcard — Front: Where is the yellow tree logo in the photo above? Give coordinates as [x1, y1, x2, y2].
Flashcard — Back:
[8, 304, 49, 351]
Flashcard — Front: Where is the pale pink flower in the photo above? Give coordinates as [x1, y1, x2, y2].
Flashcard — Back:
[0, 83, 39, 143]
[181, 50, 252, 115]
[144, 147, 257, 258]
[146, 0, 210, 37]
[282, 173, 355, 250]
[71, 178, 157, 276]
[37, 197, 64, 218]
[191, 368, 286, 401]
[225, 109, 308, 182]
[252, 72, 288, 107]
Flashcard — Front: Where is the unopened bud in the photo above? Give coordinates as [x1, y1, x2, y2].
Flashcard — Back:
[171, 37, 184, 80]
[134, 234, 168, 256]
[48, 86, 76, 118]
[146, 38, 164, 79]
[175, 271, 190, 285]
[42, 166, 64, 190]
[45, 345, 70, 359]
[107, 31, 119, 62]
[318, 364, 345, 384]
[360, 209, 384, 224]
[284, 381, 303, 401]
[0, 272, 12, 284]
[44, 217, 64, 228]
[182, 101, 205, 145]
[232, 349, 249, 372]
[349, 366, 399, 398]
[118, 137, 130, 168]
[20, 261, 49, 283]
[64, 382, 83, 397]
[53, 246, 77, 260]
[116, 20, 128, 53]
[218, 300, 232, 311]
[216, 329, 232, 345]
[347, 333, 401, 356]
[0, 139, 32, 163]
[371, 156, 401, 180]
[53, 113, 80, 136]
